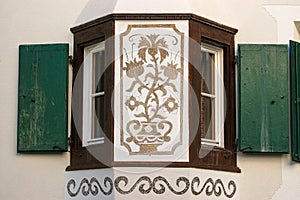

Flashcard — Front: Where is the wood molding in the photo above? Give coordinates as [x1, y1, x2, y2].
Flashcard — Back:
[71, 13, 237, 34]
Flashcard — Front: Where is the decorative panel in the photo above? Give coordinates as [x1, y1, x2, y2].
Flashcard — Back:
[114, 21, 189, 161]
[18, 44, 69, 152]
[238, 44, 289, 153]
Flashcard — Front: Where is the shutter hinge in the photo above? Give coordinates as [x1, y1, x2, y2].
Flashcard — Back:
[234, 56, 238, 65]
[240, 146, 253, 152]
[68, 137, 73, 146]
[236, 138, 253, 152]
[234, 138, 238, 152]
[224, 139, 239, 158]
[294, 98, 300, 104]
[68, 56, 74, 65]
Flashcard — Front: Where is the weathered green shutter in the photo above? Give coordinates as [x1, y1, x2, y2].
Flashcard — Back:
[290, 40, 300, 161]
[18, 44, 69, 152]
[238, 44, 289, 153]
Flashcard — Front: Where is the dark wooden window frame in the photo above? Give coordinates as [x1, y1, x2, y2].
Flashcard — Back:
[189, 18, 239, 172]
[67, 20, 115, 170]
[67, 13, 240, 173]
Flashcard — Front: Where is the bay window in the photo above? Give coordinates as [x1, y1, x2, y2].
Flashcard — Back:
[68, 14, 239, 172]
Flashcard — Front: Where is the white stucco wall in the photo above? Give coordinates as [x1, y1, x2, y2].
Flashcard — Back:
[0, 0, 88, 199]
[2, 0, 300, 200]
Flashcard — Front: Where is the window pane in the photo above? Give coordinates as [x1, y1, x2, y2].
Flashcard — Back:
[91, 95, 105, 139]
[200, 48, 216, 143]
[202, 96, 215, 141]
[200, 51, 214, 94]
[92, 50, 105, 93]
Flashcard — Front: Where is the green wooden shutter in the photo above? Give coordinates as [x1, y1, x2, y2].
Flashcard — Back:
[290, 40, 300, 161]
[18, 44, 69, 152]
[238, 44, 289, 153]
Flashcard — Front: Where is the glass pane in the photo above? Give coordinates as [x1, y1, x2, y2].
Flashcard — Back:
[91, 95, 105, 139]
[202, 96, 215, 140]
[92, 50, 105, 93]
[200, 51, 215, 94]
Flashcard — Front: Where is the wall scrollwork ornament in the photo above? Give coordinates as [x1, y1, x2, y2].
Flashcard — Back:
[67, 177, 113, 197]
[66, 176, 237, 198]
[151, 176, 190, 195]
[114, 176, 152, 194]
[191, 177, 237, 198]
[114, 176, 189, 195]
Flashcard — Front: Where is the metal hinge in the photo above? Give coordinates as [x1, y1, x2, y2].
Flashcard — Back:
[234, 56, 239, 65]
[68, 56, 74, 65]
[68, 137, 73, 146]
[294, 98, 300, 104]
[235, 138, 253, 152]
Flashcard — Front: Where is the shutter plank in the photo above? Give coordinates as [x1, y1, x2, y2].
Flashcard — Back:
[290, 40, 300, 161]
[238, 44, 289, 153]
[265, 46, 289, 152]
[18, 44, 69, 152]
[238, 45, 263, 151]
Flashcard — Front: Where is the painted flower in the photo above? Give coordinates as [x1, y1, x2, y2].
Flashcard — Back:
[161, 61, 181, 80]
[125, 96, 140, 111]
[138, 34, 169, 63]
[124, 58, 144, 78]
[163, 96, 179, 113]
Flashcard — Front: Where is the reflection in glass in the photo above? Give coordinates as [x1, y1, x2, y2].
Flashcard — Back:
[92, 96, 105, 139]
[200, 51, 214, 94]
[202, 96, 215, 140]
[92, 50, 105, 93]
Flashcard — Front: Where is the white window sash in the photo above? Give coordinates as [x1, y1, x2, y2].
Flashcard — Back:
[82, 42, 105, 147]
[201, 43, 224, 147]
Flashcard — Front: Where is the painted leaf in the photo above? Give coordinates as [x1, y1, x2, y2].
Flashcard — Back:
[138, 36, 151, 48]
[164, 82, 177, 92]
[126, 80, 139, 92]
[134, 112, 147, 119]
[159, 48, 169, 63]
[138, 48, 147, 62]
[156, 38, 168, 48]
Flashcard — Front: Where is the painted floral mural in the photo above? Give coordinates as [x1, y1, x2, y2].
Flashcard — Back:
[119, 24, 185, 156]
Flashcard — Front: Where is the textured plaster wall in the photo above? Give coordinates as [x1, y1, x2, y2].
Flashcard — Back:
[190, 0, 278, 43]
[0, 0, 88, 199]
